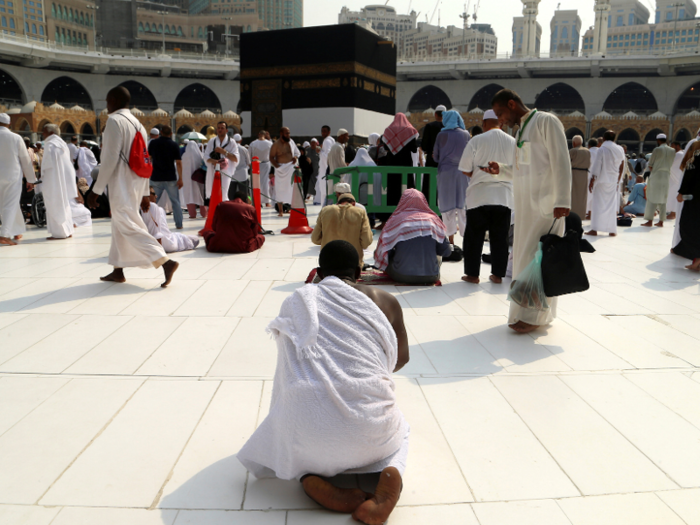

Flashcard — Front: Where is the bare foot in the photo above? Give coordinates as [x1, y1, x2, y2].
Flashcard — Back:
[489, 275, 502, 284]
[352, 467, 402, 525]
[609, 233, 617, 237]
[655, 221, 664, 227]
[508, 320, 539, 334]
[585, 213, 591, 220]
[161, 259, 179, 288]
[277, 213, 284, 217]
[462, 275, 480, 284]
[584, 230, 597, 236]
[47, 235, 72, 240]
[667, 212, 676, 220]
[641, 221, 652, 227]
[100, 269, 126, 283]
[301, 475, 369, 513]
[13, 235, 22, 241]
[685, 264, 700, 272]
[0, 237, 18, 246]
[265, 203, 271, 208]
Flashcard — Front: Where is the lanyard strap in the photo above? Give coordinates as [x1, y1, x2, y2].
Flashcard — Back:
[517, 109, 537, 148]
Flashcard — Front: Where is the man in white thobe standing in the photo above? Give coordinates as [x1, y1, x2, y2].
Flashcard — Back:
[0, 113, 36, 245]
[76, 140, 98, 186]
[666, 141, 684, 220]
[87, 86, 178, 287]
[270, 127, 300, 216]
[41, 124, 77, 240]
[641, 133, 676, 229]
[484, 89, 571, 334]
[586, 130, 624, 237]
[67, 136, 79, 166]
[314, 125, 335, 206]
[249, 130, 273, 207]
[204, 122, 238, 203]
[329, 129, 349, 184]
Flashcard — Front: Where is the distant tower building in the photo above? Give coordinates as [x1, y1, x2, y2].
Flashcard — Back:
[609, 0, 650, 27]
[512, 15, 542, 57]
[515, 0, 541, 57]
[655, 0, 696, 23]
[591, 0, 612, 54]
[550, 9, 581, 56]
[255, 0, 302, 29]
[339, 5, 417, 48]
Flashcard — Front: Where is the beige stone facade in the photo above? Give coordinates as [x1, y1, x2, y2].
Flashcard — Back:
[7, 102, 97, 139]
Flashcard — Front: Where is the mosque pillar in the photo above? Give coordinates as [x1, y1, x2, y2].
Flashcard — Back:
[592, 0, 611, 55]
[521, 0, 541, 58]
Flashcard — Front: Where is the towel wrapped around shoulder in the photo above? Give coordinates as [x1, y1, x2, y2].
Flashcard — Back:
[237, 276, 410, 480]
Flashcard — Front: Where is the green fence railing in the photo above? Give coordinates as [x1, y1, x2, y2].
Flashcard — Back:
[329, 166, 439, 214]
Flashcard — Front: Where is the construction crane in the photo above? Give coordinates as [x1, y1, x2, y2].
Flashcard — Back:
[428, 0, 441, 25]
[459, 1, 471, 30]
[472, 0, 481, 23]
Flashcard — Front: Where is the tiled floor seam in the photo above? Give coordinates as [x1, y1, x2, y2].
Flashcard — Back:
[115, 278, 205, 316]
[554, 374, 684, 490]
[247, 281, 275, 317]
[652, 491, 694, 525]
[240, 380, 268, 510]
[148, 380, 224, 510]
[551, 498, 580, 525]
[15, 277, 84, 312]
[558, 316, 638, 370]
[34, 379, 148, 505]
[485, 375, 585, 498]
[203, 318, 242, 378]
[0, 315, 78, 368]
[415, 378, 478, 502]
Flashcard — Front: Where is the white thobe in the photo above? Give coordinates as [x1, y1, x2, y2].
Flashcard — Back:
[204, 136, 239, 201]
[42, 134, 77, 239]
[141, 202, 198, 253]
[0, 127, 36, 239]
[70, 199, 92, 228]
[76, 147, 97, 186]
[181, 141, 205, 206]
[667, 150, 684, 214]
[234, 144, 251, 182]
[587, 146, 599, 214]
[93, 109, 167, 269]
[590, 141, 623, 234]
[329, 143, 348, 183]
[67, 143, 79, 163]
[249, 139, 273, 204]
[315, 136, 335, 204]
[499, 110, 571, 327]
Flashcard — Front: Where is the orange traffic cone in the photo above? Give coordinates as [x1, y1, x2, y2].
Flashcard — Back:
[199, 171, 222, 236]
[281, 170, 313, 235]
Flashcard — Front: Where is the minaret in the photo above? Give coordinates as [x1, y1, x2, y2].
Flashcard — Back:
[592, 0, 611, 54]
[521, 0, 541, 57]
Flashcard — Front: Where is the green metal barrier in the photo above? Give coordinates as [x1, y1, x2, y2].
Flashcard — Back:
[329, 166, 440, 214]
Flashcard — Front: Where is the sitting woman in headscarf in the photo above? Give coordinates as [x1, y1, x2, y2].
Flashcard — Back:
[373, 189, 452, 284]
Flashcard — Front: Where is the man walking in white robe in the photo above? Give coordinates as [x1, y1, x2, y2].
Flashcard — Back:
[249, 130, 273, 207]
[642, 133, 676, 229]
[87, 86, 178, 287]
[586, 130, 624, 237]
[41, 124, 77, 240]
[314, 125, 335, 205]
[484, 89, 571, 334]
[666, 141, 684, 220]
[204, 122, 238, 203]
[0, 113, 36, 245]
[76, 141, 97, 186]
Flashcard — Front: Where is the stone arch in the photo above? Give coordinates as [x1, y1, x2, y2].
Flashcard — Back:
[59, 120, 76, 134]
[407, 85, 452, 113]
[118, 80, 158, 110]
[603, 82, 657, 115]
[674, 81, 700, 114]
[591, 127, 608, 139]
[176, 124, 193, 135]
[565, 127, 585, 145]
[617, 128, 640, 151]
[13, 118, 31, 132]
[174, 83, 222, 113]
[642, 128, 664, 153]
[41, 76, 93, 109]
[0, 68, 26, 105]
[37, 119, 53, 132]
[468, 83, 504, 111]
[80, 122, 95, 136]
[535, 83, 585, 114]
[674, 128, 691, 143]
[200, 124, 214, 134]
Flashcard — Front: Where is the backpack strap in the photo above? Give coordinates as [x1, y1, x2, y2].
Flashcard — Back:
[113, 113, 144, 165]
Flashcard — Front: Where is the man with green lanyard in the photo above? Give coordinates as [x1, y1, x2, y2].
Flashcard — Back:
[481, 89, 572, 334]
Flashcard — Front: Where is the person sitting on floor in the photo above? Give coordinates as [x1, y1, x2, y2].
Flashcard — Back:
[623, 175, 647, 216]
[140, 187, 199, 253]
[373, 189, 452, 284]
[237, 240, 410, 525]
[203, 191, 265, 253]
[312, 193, 373, 267]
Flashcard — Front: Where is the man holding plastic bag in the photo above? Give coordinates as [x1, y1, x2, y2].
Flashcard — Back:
[482, 89, 572, 334]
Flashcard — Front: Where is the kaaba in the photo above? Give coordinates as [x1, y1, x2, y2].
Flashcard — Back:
[239, 24, 397, 140]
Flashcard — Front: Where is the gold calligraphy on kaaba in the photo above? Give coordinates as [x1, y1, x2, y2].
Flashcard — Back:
[241, 61, 396, 87]
[291, 78, 342, 90]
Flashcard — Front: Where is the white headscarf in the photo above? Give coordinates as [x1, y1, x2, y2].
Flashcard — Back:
[349, 147, 376, 167]
[368, 133, 380, 147]
[348, 147, 380, 206]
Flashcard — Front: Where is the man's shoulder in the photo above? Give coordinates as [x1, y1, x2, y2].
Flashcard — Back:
[350, 283, 398, 316]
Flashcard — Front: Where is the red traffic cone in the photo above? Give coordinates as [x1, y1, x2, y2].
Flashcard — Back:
[199, 171, 222, 236]
[281, 170, 313, 235]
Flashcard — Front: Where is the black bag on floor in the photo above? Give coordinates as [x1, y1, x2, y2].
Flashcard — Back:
[540, 219, 589, 297]
[617, 214, 633, 227]
[443, 245, 463, 262]
[31, 191, 46, 228]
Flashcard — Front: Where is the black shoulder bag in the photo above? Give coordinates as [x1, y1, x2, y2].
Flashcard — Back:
[540, 218, 590, 297]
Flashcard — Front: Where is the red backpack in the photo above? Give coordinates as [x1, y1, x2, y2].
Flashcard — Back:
[118, 115, 153, 178]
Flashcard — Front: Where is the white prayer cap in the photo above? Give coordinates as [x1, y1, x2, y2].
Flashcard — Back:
[656, 133, 667, 140]
[334, 182, 351, 194]
[310, 137, 318, 143]
[0, 113, 10, 125]
[233, 133, 242, 141]
[337, 128, 349, 137]
[303, 141, 310, 148]
[435, 104, 447, 112]
[483, 109, 498, 120]
[150, 128, 160, 136]
[184, 139, 190, 144]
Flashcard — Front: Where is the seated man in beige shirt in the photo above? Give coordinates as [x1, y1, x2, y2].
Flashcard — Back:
[312, 193, 373, 267]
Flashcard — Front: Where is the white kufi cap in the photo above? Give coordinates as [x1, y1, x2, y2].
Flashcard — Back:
[0, 113, 10, 125]
[233, 133, 242, 141]
[150, 128, 160, 135]
[303, 141, 310, 148]
[337, 128, 349, 137]
[656, 133, 666, 140]
[435, 104, 447, 112]
[483, 109, 498, 120]
[334, 182, 351, 194]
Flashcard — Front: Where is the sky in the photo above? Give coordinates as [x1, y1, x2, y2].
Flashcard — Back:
[302, 0, 654, 53]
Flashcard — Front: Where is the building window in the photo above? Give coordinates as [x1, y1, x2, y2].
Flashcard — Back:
[616, 15, 622, 26]
[38, 24, 42, 34]
[138, 21, 143, 32]
[629, 13, 634, 25]
[31, 22, 35, 32]
[666, 11, 673, 20]
[9, 16, 14, 27]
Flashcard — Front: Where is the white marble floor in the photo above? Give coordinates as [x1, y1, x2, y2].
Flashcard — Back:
[1, 206, 699, 525]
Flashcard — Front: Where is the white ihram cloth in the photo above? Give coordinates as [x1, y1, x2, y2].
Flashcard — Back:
[315, 135, 335, 205]
[181, 141, 205, 206]
[77, 146, 97, 186]
[141, 203, 198, 253]
[67, 142, 79, 162]
[93, 109, 168, 269]
[249, 139, 273, 204]
[204, 136, 239, 201]
[667, 150, 684, 214]
[273, 140, 300, 205]
[42, 134, 78, 239]
[590, 141, 623, 234]
[70, 199, 92, 228]
[497, 110, 571, 327]
[587, 146, 599, 214]
[0, 127, 36, 238]
[237, 277, 410, 481]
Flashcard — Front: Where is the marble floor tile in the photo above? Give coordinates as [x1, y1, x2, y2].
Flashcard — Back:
[254, 281, 304, 318]
[120, 280, 205, 316]
[51, 507, 178, 525]
[557, 492, 686, 525]
[226, 281, 273, 317]
[173, 510, 286, 525]
[173, 280, 249, 317]
[625, 372, 700, 429]
[656, 488, 700, 525]
[198, 259, 257, 280]
[241, 259, 294, 281]
[0, 377, 69, 436]
[472, 499, 573, 525]
[0, 278, 81, 313]
[0, 313, 79, 365]
[208, 317, 277, 378]
[67, 278, 163, 316]
[0, 504, 61, 525]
